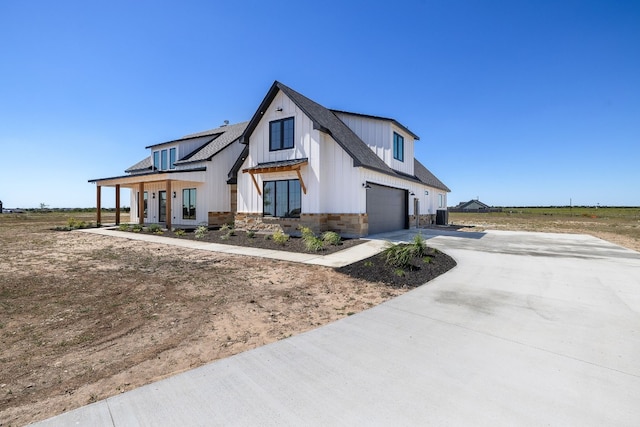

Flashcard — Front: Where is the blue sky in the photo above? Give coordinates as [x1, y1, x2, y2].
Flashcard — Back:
[1, 0, 638, 208]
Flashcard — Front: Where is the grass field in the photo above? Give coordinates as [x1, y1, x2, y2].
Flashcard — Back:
[449, 206, 640, 252]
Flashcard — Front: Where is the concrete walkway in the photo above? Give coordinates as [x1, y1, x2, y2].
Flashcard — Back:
[33, 229, 640, 426]
[76, 227, 388, 268]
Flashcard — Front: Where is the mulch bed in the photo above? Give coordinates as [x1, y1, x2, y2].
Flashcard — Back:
[127, 228, 365, 256]
[336, 247, 457, 288]
[118, 227, 457, 288]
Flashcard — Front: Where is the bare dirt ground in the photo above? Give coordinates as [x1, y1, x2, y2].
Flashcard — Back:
[1, 213, 410, 426]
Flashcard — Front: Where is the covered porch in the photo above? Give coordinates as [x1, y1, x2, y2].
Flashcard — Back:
[89, 169, 207, 229]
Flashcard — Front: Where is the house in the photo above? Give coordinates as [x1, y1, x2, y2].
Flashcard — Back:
[89, 81, 450, 236]
[450, 199, 501, 212]
[89, 121, 248, 229]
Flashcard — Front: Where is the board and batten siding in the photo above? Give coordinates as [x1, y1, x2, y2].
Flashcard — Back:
[318, 132, 363, 213]
[333, 112, 415, 176]
[238, 90, 323, 214]
[203, 140, 245, 212]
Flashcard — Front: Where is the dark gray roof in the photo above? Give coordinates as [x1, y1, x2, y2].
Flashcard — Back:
[243, 158, 308, 172]
[175, 121, 248, 165]
[125, 157, 153, 173]
[330, 110, 419, 140]
[241, 81, 395, 177]
[414, 159, 450, 192]
[238, 81, 449, 191]
[125, 121, 248, 173]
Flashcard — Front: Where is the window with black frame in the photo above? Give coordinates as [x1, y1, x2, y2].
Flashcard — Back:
[183, 188, 196, 220]
[269, 117, 294, 151]
[263, 179, 300, 218]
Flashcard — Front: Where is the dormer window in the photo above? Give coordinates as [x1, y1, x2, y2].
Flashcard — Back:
[153, 147, 177, 171]
[270, 117, 294, 151]
[393, 132, 404, 162]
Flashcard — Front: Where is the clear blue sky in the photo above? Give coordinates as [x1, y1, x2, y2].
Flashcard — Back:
[1, 0, 638, 208]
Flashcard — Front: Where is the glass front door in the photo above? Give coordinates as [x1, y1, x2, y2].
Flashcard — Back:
[158, 191, 167, 222]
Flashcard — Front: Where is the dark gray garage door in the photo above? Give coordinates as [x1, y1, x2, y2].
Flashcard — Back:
[366, 183, 407, 235]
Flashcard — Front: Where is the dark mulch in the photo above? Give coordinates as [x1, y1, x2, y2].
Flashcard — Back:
[118, 227, 456, 287]
[336, 246, 457, 288]
[126, 228, 365, 256]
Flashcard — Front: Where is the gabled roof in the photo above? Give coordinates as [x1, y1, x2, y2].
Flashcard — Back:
[125, 121, 248, 173]
[414, 159, 450, 192]
[237, 81, 449, 191]
[457, 199, 491, 209]
[330, 110, 420, 140]
[175, 121, 248, 165]
[240, 81, 396, 177]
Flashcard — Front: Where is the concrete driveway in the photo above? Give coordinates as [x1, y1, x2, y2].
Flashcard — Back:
[34, 229, 640, 426]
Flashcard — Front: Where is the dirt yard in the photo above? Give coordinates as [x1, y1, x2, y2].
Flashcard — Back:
[1, 213, 411, 426]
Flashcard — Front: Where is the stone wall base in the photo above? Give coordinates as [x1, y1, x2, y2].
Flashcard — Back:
[234, 213, 369, 238]
[208, 212, 234, 228]
[408, 214, 436, 228]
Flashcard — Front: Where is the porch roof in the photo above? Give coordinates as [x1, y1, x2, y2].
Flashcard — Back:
[88, 167, 207, 187]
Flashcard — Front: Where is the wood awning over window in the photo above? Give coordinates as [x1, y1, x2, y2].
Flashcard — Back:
[242, 158, 308, 196]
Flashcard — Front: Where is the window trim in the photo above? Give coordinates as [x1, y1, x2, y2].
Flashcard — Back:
[269, 117, 295, 151]
[262, 179, 301, 218]
[182, 188, 197, 220]
[393, 132, 404, 162]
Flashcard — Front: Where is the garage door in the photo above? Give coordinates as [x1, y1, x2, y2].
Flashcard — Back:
[366, 183, 407, 235]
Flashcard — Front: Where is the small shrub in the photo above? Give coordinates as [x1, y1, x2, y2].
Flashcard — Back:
[299, 226, 315, 241]
[304, 236, 324, 252]
[247, 230, 256, 238]
[154, 229, 164, 235]
[272, 230, 289, 245]
[194, 225, 208, 239]
[220, 223, 232, 232]
[148, 224, 162, 233]
[132, 224, 143, 232]
[322, 231, 342, 246]
[383, 243, 414, 268]
[394, 268, 406, 277]
[423, 256, 432, 264]
[364, 260, 373, 267]
[174, 229, 186, 236]
[412, 233, 428, 257]
[220, 234, 230, 240]
[118, 224, 130, 231]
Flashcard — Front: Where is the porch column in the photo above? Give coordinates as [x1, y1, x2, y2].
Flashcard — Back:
[166, 180, 172, 229]
[138, 182, 144, 225]
[96, 185, 101, 225]
[115, 184, 121, 225]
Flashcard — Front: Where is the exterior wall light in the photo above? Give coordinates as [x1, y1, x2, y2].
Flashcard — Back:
[276, 107, 283, 112]
[362, 183, 371, 189]
[410, 191, 415, 196]
[152, 192, 156, 199]
[173, 191, 176, 198]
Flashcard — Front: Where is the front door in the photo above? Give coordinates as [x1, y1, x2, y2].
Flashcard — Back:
[158, 191, 167, 222]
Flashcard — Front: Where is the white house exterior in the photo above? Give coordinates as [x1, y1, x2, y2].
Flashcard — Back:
[90, 121, 247, 229]
[89, 81, 449, 236]
[231, 82, 450, 237]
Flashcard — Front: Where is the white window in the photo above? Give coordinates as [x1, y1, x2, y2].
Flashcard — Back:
[438, 194, 444, 208]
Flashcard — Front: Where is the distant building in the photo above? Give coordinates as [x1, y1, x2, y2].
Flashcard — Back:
[450, 199, 501, 213]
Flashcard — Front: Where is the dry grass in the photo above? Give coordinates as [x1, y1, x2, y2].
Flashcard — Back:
[0, 211, 406, 426]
